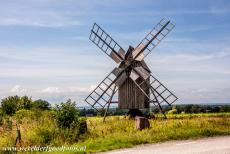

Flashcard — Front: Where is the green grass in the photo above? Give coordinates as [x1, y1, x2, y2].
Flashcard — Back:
[1, 112, 230, 153]
[78, 114, 230, 153]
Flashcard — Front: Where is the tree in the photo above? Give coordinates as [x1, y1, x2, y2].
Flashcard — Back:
[184, 104, 193, 113]
[32, 99, 51, 110]
[54, 99, 79, 128]
[18, 96, 32, 110]
[220, 105, 230, 112]
[1, 96, 19, 115]
[191, 105, 201, 113]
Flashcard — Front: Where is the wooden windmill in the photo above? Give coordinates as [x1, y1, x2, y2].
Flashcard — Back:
[85, 18, 178, 119]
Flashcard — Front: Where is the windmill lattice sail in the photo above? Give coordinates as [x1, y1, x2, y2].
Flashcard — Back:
[85, 69, 118, 111]
[148, 75, 178, 105]
[132, 18, 175, 61]
[90, 23, 125, 63]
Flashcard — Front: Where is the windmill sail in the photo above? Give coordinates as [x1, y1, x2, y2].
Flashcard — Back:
[90, 23, 125, 63]
[148, 75, 178, 105]
[132, 18, 175, 61]
[85, 69, 118, 111]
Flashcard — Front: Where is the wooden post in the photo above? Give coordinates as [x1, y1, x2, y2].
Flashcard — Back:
[135, 116, 150, 130]
[103, 86, 116, 122]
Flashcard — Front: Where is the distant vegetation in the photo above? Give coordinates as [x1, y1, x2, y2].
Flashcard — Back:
[0, 95, 230, 153]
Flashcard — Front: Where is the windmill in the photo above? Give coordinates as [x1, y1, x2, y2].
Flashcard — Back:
[85, 18, 178, 120]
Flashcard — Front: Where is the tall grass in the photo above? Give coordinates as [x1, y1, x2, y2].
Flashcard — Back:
[0, 112, 230, 153]
[79, 114, 230, 153]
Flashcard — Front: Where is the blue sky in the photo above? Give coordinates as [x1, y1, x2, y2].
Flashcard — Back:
[0, 0, 230, 106]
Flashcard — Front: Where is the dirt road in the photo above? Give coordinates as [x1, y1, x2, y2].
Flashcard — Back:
[98, 136, 230, 154]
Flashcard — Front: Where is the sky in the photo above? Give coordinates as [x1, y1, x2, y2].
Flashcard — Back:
[0, 0, 230, 106]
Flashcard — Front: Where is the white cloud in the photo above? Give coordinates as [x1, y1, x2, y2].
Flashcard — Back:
[151, 51, 230, 64]
[41, 87, 61, 93]
[89, 85, 97, 92]
[10, 85, 27, 93]
[0, 1, 86, 27]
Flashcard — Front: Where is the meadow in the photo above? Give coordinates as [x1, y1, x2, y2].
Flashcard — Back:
[1, 111, 230, 153]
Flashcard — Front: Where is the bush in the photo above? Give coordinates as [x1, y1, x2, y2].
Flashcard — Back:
[36, 127, 54, 145]
[168, 108, 178, 114]
[54, 99, 80, 128]
[53, 99, 87, 142]
[0, 108, 4, 126]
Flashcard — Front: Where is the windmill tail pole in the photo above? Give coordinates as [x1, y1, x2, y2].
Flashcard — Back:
[103, 86, 116, 122]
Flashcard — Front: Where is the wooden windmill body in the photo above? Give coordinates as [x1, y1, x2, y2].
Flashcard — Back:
[118, 46, 150, 109]
[85, 18, 178, 119]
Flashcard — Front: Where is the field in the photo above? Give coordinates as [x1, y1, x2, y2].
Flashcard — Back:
[1, 111, 230, 153]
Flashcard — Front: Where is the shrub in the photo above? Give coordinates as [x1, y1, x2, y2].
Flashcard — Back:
[0, 108, 4, 126]
[54, 99, 79, 128]
[168, 108, 178, 114]
[36, 127, 54, 145]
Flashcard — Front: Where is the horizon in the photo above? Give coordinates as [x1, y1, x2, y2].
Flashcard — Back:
[0, 0, 230, 106]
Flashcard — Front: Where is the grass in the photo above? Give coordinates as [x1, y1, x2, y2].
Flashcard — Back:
[78, 114, 230, 153]
[1, 112, 230, 153]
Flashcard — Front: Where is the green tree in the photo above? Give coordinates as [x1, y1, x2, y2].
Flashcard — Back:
[191, 105, 201, 113]
[32, 99, 51, 110]
[54, 99, 79, 128]
[220, 105, 230, 112]
[1, 96, 19, 115]
[18, 96, 32, 110]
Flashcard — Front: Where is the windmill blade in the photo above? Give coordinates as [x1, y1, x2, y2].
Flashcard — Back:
[85, 68, 119, 111]
[114, 71, 128, 87]
[133, 66, 150, 80]
[90, 23, 125, 63]
[148, 74, 178, 105]
[132, 18, 175, 61]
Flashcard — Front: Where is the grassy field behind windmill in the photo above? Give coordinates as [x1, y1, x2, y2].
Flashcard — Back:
[1, 108, 230, 153]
